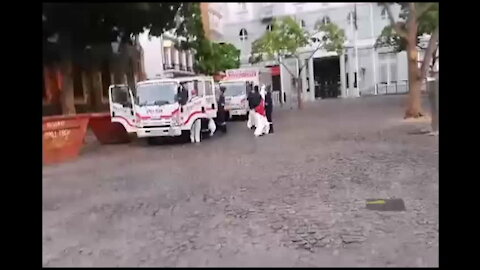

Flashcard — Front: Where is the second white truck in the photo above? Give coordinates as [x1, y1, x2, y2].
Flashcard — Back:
[219, 67, 272, 120]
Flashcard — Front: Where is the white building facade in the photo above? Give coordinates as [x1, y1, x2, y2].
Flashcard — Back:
[138, 30, 196, 79]
[212, 2, 411, 105]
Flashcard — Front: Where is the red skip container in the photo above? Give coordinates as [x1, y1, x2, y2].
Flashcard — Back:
[43, 114, 90, 165]
[88, 112, 131, 144]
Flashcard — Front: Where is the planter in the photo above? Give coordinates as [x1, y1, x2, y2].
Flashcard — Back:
[43, 114, 90, 165]
[88, 113, 131, 144]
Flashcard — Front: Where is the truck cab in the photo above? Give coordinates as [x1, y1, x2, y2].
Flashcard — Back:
[219, 80, 251, 120]
[109, 76, 218, 143]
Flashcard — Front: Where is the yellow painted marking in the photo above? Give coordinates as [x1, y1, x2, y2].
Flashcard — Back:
[367, 200, 386, 205]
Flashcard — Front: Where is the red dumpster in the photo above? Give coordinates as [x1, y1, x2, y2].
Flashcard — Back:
[88, 112, 131, 144]
[43, 114, 90, 165]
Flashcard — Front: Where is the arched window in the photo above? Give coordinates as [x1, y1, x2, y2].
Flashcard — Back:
[381, 8, 388, 20]
[266, 24, 273, 31]
[322, 16, 331, 25]
[300, 20, 306, 28]
[347, 12, 355, 25]
[239, 28, 248, 41]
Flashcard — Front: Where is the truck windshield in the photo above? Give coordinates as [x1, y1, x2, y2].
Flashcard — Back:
[136, 83, 178, 106]
[221, 82, 246, 97]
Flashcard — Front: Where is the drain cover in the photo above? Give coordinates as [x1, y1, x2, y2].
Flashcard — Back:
[366, 198, 406, 211]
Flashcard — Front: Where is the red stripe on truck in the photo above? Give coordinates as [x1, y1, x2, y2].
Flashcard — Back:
[113, 116, 135, 127]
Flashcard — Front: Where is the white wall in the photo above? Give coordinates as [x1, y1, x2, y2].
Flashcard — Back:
[138, 32, 163, 79]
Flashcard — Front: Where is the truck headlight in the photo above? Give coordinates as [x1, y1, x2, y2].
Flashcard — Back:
[136, 114, 142, 127]
[172, 113, 181, 126]
[241, 98, 247, 108]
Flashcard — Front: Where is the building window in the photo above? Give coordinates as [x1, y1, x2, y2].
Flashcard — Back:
[322, 16, 331, 25]
[238, 3, 247, 12]
[300, 20, 306, 28]
[347, 12, 355, 25]
[266, 24, 273, 31]
[239, 28, 248, 41]
[205, 81, 213, 96]
[381, 8, 388, 20]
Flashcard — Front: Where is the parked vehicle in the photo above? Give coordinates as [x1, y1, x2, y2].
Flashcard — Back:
[109, 76, 218, 144]
[219, 67, 272, 120]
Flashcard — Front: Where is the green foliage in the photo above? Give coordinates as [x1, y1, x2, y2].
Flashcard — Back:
[252, 16, 310, 60]
[376, 2, 438, 51]
[252, 16, 346, 64]
[174, 3, 240, 75]
[196, 42, 240, 75]
[375, 25, 407, 51]
[315, 22, 347, 55]
[42, 3, 182, 68]
[417, 3, 438, 35]
[175, 3, 205, 52]
[43, 3, 181, 49]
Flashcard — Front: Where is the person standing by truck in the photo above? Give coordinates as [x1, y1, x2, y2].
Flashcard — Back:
[247, 85, 259, 130]
[252, 85, 269, 136]
[217, 86, 227, 133]
[265, 85, 274, 133]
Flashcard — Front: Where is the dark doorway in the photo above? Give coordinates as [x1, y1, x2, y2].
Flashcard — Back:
[268, 65, 282, 104]
[313, 56, 340, 98]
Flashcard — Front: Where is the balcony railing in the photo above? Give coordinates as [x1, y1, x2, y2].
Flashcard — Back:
[162, 63, 195, 73]
[376, 80, 409, 95]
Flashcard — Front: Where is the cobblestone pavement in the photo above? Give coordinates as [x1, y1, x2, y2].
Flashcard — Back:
[43, 95, 438, 267]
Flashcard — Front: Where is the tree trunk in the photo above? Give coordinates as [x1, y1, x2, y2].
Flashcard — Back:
[404, 3, 424, 119]
[296, 76, 303, 110]
[59, 36, 76, 115]
[405, 42, 424, 118]
[88, 68, 104, 112]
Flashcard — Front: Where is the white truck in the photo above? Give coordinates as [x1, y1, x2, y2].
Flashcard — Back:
[219, 67, 272, 120]
[109, 76, 218, 144]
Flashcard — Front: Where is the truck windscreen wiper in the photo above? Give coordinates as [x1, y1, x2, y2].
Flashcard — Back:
[154, 100, 170, 106]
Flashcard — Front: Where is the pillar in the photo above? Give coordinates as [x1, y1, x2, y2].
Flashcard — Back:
[348, 48, 355, 98]
[188, 51, 194, 71]
[308, 56, 315, 101]
[159, 35, 165, 74]
[301, 57, 308, 102]
[174, 48, 180, 69]
[182, 51, 187, 70]
[339, 52, 347, 98]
